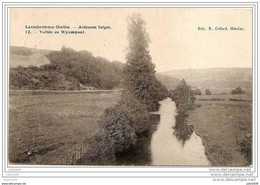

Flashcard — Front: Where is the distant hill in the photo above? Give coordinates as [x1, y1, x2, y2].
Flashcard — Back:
[10, 46, 51, 67]
[161, 68, 252, 94]
[155, 73, 180, 90]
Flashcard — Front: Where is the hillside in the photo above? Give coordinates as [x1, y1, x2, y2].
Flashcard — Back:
[10, 46, 124, 90]
[10, 66, 81, 90]
[161, 68, 252, 94]
[155, 73, 180, 90]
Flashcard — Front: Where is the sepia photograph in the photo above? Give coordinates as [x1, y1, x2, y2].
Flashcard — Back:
[8, 7, 253, 168]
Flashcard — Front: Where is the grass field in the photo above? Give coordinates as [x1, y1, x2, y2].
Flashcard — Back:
[188, 93, 252, 166]
[9, 90, 253, 166]
[9, 91, 121, 165]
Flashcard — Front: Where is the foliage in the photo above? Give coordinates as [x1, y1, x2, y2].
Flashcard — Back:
[10, 47, 124, 90]
[237, 137, 252, 165]
[117, 91, 151, 133]
[46, 47, 123, 89]
[9, 65, 80, 90]
[231, 87, 246, 94]
[98, 91, 151, 152]
[123, 14, 167, 111]
[80, 130, 115, 165]
[192, 88, 202, 95]
[170, 79, 196, 114]
[82, 90, 154, 164]
[205, 89, 212, 95]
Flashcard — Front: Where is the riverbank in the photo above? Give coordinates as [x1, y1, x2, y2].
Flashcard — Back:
[187, 94, 252, 166]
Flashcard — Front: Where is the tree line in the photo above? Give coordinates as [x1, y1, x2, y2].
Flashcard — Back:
[10, 47, 124, 90]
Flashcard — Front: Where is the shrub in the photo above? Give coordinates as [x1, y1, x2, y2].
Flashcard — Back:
[117, 91, 151, 133]
[80, 130, 115, 165]
[103, 116, 137, 153]
[9, 66, 81, 90]
[192, 88, 202, 95]
[97, 91, 151, 154]
[82, 115, 137, 165]
[81, 91, 153, 164]
[231, 87, 246, 94]
[170, 79, 196, 114]
[99, 105, 137, 153]
[237, 138, 252, 165]
[205, 89, 212, 95]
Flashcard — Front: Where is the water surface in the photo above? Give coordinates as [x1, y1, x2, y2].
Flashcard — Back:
[151, 98, 210, 166]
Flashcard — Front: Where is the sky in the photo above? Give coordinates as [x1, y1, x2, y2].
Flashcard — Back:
[10, 8, 252, 72]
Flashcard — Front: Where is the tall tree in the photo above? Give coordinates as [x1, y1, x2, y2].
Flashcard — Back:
[124, 14, 165, 111]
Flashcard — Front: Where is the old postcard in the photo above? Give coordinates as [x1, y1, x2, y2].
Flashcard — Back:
[8, 7, 253, 166]
[2, 3, 258, 183]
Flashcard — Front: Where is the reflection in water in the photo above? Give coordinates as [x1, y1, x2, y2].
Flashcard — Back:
[115, 98, 210, 166]
[115, 115, 160, 165]
[173, 114, 194, 145]
[151, 98, 210, 166]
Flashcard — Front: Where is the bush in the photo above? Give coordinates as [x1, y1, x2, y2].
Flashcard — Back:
[193, 88, 202, 95]
[170, 79, 196, 114]
[231, 87, 246, 94]
[237, 138, 252, 165]
[81, 90, 153, 165]
[9, 66, 81, 90]
[80, 130, 115, 165]
[98, 91, 150, 154]
[103, 116, 137, 153]
[205, 89, 212, 95]
[117, 91, 151, 133]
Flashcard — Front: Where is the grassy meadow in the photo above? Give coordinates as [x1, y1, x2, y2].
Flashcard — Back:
[9, 91, 121, 164]
[8, 89, 253, 166]
[188, 93, 252, 166]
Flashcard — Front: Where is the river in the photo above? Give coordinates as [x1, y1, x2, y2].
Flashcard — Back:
[116, 97, 210, 166]
[151, 97, 210, 166]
